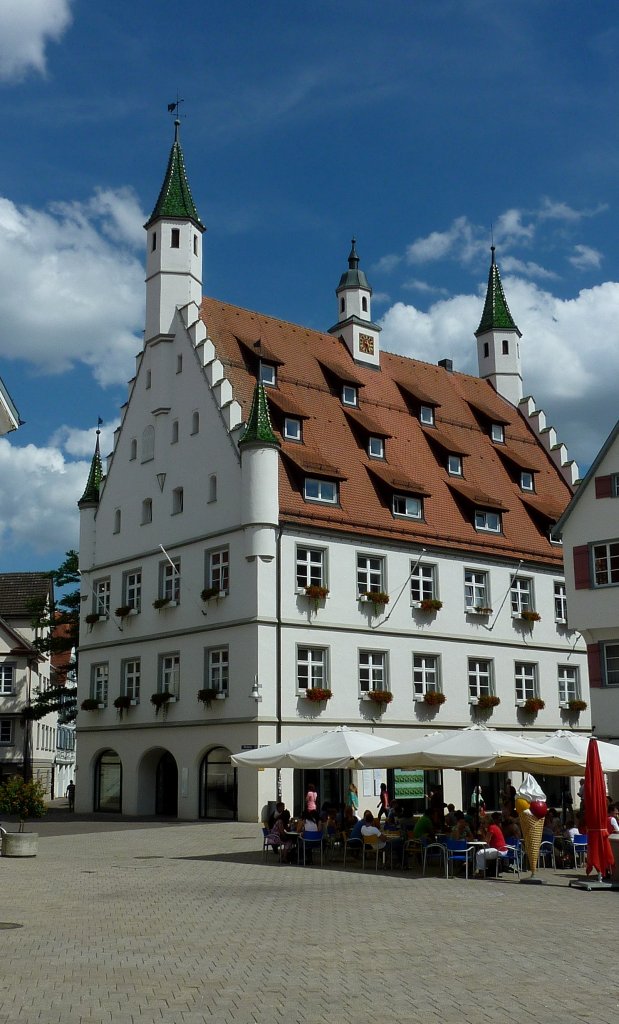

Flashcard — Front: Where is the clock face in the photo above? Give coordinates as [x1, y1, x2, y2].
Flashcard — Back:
[359, 333, 374, 355]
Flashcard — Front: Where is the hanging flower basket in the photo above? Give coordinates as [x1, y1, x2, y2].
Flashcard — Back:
[520, 610, 541, 623]
[304, 687, 332, 702]
[567, 698, 588, 713]
[419, 598, 443, 612]
[423, 691, 446, 707]
[476, 694, 500, 710]
[523, 697, 545, 714]
[367, 690, 393, 705]
[150, 690, 175, 716]
[81, 698, 103, 711]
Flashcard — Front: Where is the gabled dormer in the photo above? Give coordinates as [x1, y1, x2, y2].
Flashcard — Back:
[328, 239, 381, 367]
[475, 246, 522, 406]
[144, 120, 205, 343]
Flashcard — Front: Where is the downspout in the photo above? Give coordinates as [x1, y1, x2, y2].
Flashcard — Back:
[276, 523, 283, 800]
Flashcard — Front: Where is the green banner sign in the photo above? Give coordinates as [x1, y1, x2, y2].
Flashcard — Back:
[394, 768, 425, 800]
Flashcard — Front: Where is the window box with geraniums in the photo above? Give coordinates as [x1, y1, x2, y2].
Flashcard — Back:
[304, 687, 332, 703]
[304, 585, 329, 610]
[364, 690, 393, 706]
[423, 691, 446, 707]
[115, 605, 137, 618]
[474, 694, 501, 710]
[201, 587, 226, 602]
[150, 690, 176, 716]
[517, 610, 541, 623]
[360, 591, 389, 613]
[85, 612, 107, 626]
[197, 688, 226, 706]
[466, 606, 492, 616]
[153, 597, 177, 610]
[113, 694, 133, 719]
[522, 696, 545, 714]
[567, 698, 588, 713]
[81, 698, 105, 711]
[418, 598, 443, 612]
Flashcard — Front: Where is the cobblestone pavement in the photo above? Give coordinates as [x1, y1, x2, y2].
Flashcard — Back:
[0, 819, 616, 1024]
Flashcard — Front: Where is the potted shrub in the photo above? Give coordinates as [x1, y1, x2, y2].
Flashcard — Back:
[476, 694, 501, 710]
[151, 690, 175, 716]
[423, 691, 446, 707]
[81, 698, 104, 711]
[113, 694, 133, 719]
[520, 610, 541, 623]
[0, 776, 46, 856]
[523, 696, 545, 714]
[366, 690, 393, 706]
[419, 598, 443, 612]
[304, 687, 332, 703]
[567, 698, 588, 713]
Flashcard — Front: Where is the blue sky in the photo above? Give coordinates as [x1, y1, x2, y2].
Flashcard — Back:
[1, 1, 619, 572]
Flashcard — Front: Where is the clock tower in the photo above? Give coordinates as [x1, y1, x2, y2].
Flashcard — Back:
[328, 239, 381, 367]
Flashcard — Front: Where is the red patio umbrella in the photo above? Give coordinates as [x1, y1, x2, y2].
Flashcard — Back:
[584, 738, 614, 880]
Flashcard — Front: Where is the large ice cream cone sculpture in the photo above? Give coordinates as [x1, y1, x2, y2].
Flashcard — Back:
[518, 811, 544, 876]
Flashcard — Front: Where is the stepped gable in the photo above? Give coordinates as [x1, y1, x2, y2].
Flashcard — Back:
[200, 297, 572, 564]
[0, 573, 52, 618]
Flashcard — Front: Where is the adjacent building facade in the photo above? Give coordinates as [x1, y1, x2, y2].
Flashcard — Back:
[75, 126, 589, 821]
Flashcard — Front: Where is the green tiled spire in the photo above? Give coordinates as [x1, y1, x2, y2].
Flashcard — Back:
[475, 247, 520, 336]
[78, 430, 103, 507]
[239, 381, 280, 448]
[145, 121, 204, 230]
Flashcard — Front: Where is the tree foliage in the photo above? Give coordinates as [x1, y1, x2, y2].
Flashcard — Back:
[28, 550, 79, 723]
[0, 776, 46, 830]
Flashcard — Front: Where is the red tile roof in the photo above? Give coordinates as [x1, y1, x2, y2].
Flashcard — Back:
[0, 573, 52, 618]
[201, 298, 572, 566]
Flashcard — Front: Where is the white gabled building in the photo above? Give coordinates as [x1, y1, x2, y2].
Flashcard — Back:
[75, 125, 589, 821]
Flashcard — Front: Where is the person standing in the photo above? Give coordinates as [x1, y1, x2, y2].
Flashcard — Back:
[346, 782, 359, 815]
[305, 782, 318, 815]
[66, 779, 76, 812]
[377, 782, 390, 822]
[470, 785, 485, 814]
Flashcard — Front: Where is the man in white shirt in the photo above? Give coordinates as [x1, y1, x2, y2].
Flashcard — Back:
[360, 810, 386, 849]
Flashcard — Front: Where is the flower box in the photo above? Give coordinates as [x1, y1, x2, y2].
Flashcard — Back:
[475, 695, 501, 710]
[364, 690, 393, 705]
[201, 587, 226, 601]
[150, 691, 176, 715]
[567, 699, 587, 713]
[113, 695, 133, 719]
[418, 598, 443, 612]
[115, 605, 138, 618]
[513, 609, 541, 622]
[359, 591, 390, 610]
[423, 691, 446, 707]
[304, 687, 332, 702]
[304, 584, 329, 603]
[85, 612, 107, 625]
[81, 699, 105, 711]
[197, 688, 219, 706]
[522, 697, 545, 714]
[555, 617, 567, 626]
[466, 606, 492, 615]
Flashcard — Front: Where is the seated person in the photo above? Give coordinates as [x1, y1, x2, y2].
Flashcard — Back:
[445, 804, 457, 828]
[348, 815, 365, 842]
[266, 810, 292, 855]
[268, 801, 287, 830]
[297, 810, 320, 833]
[608, 803, 619, 833]
[384, 805, 402, 832]
[542, 812, 556, 845]
[451, 810, 473, 840]
[342, 806, 358, 831]
[412, 810, 435, 840]
[360, 809, 386, 850]
[502, 816, 522, 841]
[475, 812, 508, 874]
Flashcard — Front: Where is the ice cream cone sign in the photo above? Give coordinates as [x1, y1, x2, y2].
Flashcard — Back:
[517, 774, 547, 881]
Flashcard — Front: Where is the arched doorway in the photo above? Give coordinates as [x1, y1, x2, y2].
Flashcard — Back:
[200, 746, 237, 820]
[94, 749, 122, 812]
[155, 751, 178, 816]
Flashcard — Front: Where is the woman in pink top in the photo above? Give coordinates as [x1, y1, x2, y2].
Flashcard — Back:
[305, 783, 318, 814]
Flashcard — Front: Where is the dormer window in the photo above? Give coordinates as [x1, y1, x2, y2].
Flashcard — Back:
[304, 478, 338, 504]
[171, 228, 180, 248]
[491, 423, 505, 443]
[420, 405, 434, 426]
[342, 385, 358, 407]
[393, 494, 422, 520]
[368, 436, 384, 459]
[520, 471, 534, 492]
[260, 362, 276, 387]
[447, 454, 462, 476]
[284, 417, 302, 442]
[475, 510, 501, 533]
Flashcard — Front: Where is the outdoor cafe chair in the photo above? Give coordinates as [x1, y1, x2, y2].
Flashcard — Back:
[262, 827, 282, 863]
[298, 830, 324, 867]
[362, 834, 385, 870]
[537, 840, 556, 870]
[445, 837, 476, 879]
[343, 834, 362, 867]
[401, 835, 424, 871]
[422, 840, 448, 877]
[571, 834, 588, 869]
[504, 837, 522, 878]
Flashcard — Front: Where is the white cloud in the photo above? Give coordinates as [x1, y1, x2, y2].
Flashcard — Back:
[380, 276, 619, 469]
[403, 278, 449, 296]
[569, 244, 602, 270]
[0, 437, 84, 558]
[49, 421, 119, 458]
[494, 208, 535, 245]
[372, 253, 401, 274]
[538, 198, 608, 222]
[500, 256, 558, 280]
[0, 190, 145, 387]
[0, 0, 72, 81]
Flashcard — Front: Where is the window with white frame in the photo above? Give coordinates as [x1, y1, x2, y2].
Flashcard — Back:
[284, 417, 301, 441]
[558, 665, 579, 704]
[593, 541, 619, 586]
[297, 647, 328, 691]
[393, 494, 422, 519]
[413, 654, 439, 697]
[205, 647, 229, 693]
[122, 569, 142, 612]
[464, 569, 489, 611]
[474, 510, 501, 533]
[304, 478, 338, 504]
[491, 423, 505, 443]
[296, 546, 325, 589]
[447, 454, 462, 476]
[341, 384, 357, 406]
[468, 658, 493, 700]
[0, 719, 13, 744]
[158, 653, 180, 695]
[419, 405, 434, 426]
[172, 487, 184, 514]
[207, 547, 229, 593]
[91, 663, 108, 704]
[554, 581, 567, 622]
[93, 578, 110, 617]
[613, 474, 619, 497]
[368, 436, 384, 459]
[410, 561, 436, 603]
[121, 659, 140, 701]
[359, 650, 387, 692]
[603, 643, 619, 685]
[0, 663, 14, 695]
[511, 576, 533, 615]
[159, 558, 180, 602]
[357, 554, 385, 596]
[520, 471, 534, 492]
[515, 662, 538, 702]
[260, 362, 276, 387]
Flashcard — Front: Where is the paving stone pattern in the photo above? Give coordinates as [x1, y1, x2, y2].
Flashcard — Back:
[0, 821, 616, 1024]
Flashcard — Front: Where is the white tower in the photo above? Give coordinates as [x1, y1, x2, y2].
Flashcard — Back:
[328, 239, 381, 367]
[475, 246, 523, 406]
[239, 381, 280, 560]
[143, 120, 205, 343]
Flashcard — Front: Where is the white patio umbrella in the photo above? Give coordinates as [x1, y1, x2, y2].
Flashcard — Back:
[540, 731, 619, 774]
[358, 725, 583, 774]
[231, 726, 397, 769]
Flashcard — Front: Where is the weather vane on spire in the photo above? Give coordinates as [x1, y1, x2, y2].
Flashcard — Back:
[167, 95, 184, 141]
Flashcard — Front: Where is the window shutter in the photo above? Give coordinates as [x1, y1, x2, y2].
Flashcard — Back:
[573, 545, 591, 590]
[595, 475, 612, 498]
[587, 643, 602, 688]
